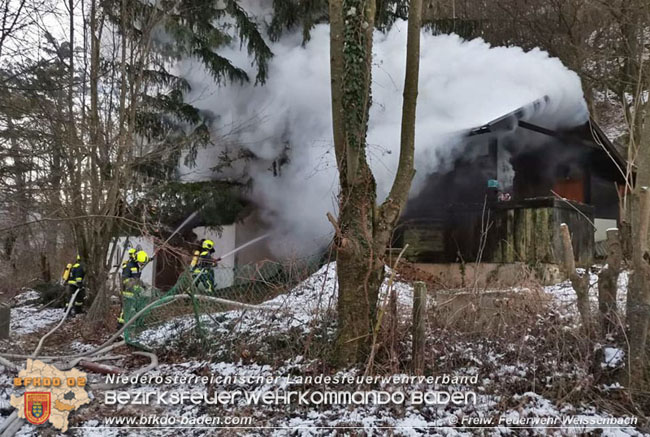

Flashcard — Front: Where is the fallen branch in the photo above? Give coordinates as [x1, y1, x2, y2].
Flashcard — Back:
[0, 413, 22, 437]
[78, 360, 124, 374]
[0, 295, 181, 361]
[0, 412, 17, 435]
[57, 353, 126, 371]
[89, 351, 159, 391]
[87, 341, 127, 358]
[0, 355, 19, 371]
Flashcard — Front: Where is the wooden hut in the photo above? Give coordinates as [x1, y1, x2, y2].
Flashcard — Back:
[397, 97, 626, 267]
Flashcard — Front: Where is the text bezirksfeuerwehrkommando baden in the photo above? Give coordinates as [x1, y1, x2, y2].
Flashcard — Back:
[104, 389, 476, 406]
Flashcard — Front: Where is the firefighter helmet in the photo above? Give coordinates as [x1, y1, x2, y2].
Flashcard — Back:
[202, 239, 214, 250]
[136, 250, 149, 264]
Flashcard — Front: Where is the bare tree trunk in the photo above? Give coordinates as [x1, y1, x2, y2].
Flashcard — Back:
[329, 0, 422, 365]
[626, 187, 650, 383]
[334, 177, 384, 364]
[373, 0, 421, 248]
[560, 223, 591, 335]
[598, 228, 622, 337]
[86, 0, 112, 323]
[411, 281, 427, 374]
[329, 0, 423, 366]
[329, 0, 381, 365]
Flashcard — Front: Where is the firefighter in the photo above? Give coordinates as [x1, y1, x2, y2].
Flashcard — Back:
[190, 239, 220, 294]
[117, 250, 149, 326]
[120, 248, 137, 271]
[63, 255, 85, 315]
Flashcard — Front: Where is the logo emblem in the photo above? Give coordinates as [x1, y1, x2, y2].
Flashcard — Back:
[25, 392, 51, 425]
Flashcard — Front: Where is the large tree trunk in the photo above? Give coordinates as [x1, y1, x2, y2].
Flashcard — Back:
[335, 158, 386, 363]
[625, 26, 650, 378]
[329, 0, 378, 365]
[86, 0, 111, 323]
[329, 0, 422, 366]
[626, 187, 650, 383]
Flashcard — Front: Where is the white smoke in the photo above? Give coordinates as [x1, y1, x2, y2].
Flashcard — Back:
[178, 20, 588, 257]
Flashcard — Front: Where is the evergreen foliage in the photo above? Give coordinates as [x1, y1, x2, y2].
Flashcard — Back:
[147, 181, 247, 229]
[269, 0, 328, 42]
[269, 0, 410, 41]
[100, 0, 273, 179]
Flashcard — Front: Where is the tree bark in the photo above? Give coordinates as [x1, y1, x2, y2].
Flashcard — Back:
[626, 187, 650, 383]
[560, 223, 592, 335]
[329, 0, 381, 365]
[411, 281, 427, 374]
[598, 228, 622, 337]
[373, 0, 421, 250]
[329, 0, 423, 366]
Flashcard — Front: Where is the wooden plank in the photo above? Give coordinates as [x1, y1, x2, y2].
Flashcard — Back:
[505, 209, 515, 262]
[524, 208, 534, 263]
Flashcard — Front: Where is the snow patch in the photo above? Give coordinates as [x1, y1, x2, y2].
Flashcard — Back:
[601, 347, 624, 369]
[135, 263, 414, 350]
[12, 289, 39, 306]
[10, 305, 64, 335]
[543, 268, 629, 318]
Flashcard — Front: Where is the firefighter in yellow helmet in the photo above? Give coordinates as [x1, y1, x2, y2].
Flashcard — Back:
[190, 239, 220, 294]
[62, 255, 85, 315]
[120, 248, 137, 271]
[117, 249, 149, 326]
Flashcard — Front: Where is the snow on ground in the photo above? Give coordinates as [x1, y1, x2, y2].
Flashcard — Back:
[70, 340, 97, 353]
[602, 347, 625, 369]
[543, 268, 629, 316]
[9, 290, 65, 335]
[11, 289, 39, 306]
[0, 363, 12, 411]
[3, 268, 647, 436]
[64, 358, 646, 436]
[135, 263, 415, 350]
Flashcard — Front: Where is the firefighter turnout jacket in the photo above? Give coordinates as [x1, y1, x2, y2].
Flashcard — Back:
[63, 258, 86, 313]
[118, 258, 143, 325]
[121, 259, 141, 280]
[67, 262, 85, 286]
[191, 250, 218, 273]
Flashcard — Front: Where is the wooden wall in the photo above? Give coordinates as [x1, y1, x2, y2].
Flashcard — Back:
[401, 197, 594, 266]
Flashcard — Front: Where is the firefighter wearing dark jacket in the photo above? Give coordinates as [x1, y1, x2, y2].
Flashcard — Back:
[62, 255, 85, 315]
[120, 248, 137, 271]
[117, 249, 149, 326]
[191, 239, 220, 294]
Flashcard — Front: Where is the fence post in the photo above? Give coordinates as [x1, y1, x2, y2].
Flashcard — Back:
[412, 281, 427, 374]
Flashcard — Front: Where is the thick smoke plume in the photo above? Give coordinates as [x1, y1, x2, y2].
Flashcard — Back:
[178, 21, 588, 257]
